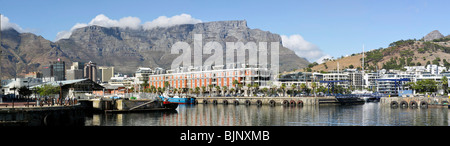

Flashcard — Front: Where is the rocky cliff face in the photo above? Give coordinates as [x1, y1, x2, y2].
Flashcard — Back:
[1, 20, 309, 78]
[424, 30, 444, 42]
[57, 20, 309, 74]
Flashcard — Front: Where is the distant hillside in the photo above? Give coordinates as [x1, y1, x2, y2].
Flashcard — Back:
[306, 30, 450, 72]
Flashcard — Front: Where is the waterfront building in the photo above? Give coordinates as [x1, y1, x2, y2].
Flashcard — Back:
[42, 60, 65, 81]
[2, 77, 43, 95]
[135, 67, 153, 83]
[66, 62, 85, 80]
[30, 79, 104, 99]
[363, 72, 380, 91]
[276, 72, 324, 90]
[84, 61, 97, 82]
[148, 64, 272, 96]
[376, 73, 414, 95]
[99, 66, 115, 83]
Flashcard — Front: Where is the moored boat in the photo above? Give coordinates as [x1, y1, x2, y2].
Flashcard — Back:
[159, 93, 196, 104]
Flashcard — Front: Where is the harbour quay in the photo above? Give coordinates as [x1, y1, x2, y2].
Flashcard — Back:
[194, 96, 342, 106]
[380, 96, 449, 108]
[0, 104, 85, 126]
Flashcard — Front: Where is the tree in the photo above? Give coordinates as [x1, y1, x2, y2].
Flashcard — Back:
[232, 80, 239, 89]
[194, 87, 200, 97]
[35, 84, 60, 97]
[261, 87, 269, 97]
[280, 83, 286, 96]
[300, 83, 307, 93]
[238, 83, 243, 95]
[222, 86, 228, 96]
[246, 84, 253, 96]
[150, 85, 156, 93]
[291, 84, 297, 97]
[18, 86, 32, 97]
[141, 80, 149, 92]
[311, 82, 317, 96]
[208, 84, 214, 96]
[164, 81, 170, 91]
[215, 86, 221, 96]
[442, 76, 448, 94]
[230, 88, 235, 95]
[201, 86, 207, 97]
[253, 84, 259, 95]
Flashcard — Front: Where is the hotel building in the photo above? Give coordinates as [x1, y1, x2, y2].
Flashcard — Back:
[148, 64, 272, 93]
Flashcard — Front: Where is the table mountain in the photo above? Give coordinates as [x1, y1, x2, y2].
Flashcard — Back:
[1, 20, 309, 78]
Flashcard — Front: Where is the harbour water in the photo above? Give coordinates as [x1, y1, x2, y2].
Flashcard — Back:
[84, 103, 449, 126]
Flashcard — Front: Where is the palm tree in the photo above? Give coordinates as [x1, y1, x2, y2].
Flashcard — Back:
[253, 84, 259, 96]
[442, 76, 448, 94]
[194, 87, 200, 97]
[201, 86, 206, 97]
[222, 86, 228, 96]
[164, 81, 170, 92]
[280, 83, 286, 96]
[230, 88, 235, 95]
[208, 84, 214, 96]
[150, 85, 156, 94]
[215, 86, 221, 96]
[300, 83, 307, 93]
[291, 84, 297, 97]
[238, 83, 244, 95]
[173, 88, 178, 95]
[311, 82, 317, 96]
[262, 87, 268, 97]
[232, 79, 239, 92]
[141, 80, 149, 92]
[247, 83, 253, 96]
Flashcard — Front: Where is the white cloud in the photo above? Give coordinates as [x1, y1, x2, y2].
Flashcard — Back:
[54, 13, 201, 41]
[281, 34, 330, 64]
[143, 13, 202, 30]
[1, 15, 24, 32]
[55, 23, 88, 41]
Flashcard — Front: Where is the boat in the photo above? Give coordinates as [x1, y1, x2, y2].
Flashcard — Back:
[158, 93, 196, 104]
[351, 90, 380, 102]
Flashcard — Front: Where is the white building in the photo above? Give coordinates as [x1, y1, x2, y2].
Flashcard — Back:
[2, 78, 43, 95]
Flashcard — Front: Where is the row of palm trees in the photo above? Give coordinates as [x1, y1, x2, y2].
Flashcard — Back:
[137, 79, 332, 97]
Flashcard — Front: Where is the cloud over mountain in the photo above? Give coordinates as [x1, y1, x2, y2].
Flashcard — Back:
[281, 34, 331, 64]
[1, 15, 24, 32]
[54, 13, 202, 41]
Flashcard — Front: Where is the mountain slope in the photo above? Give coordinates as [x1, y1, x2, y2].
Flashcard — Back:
[1, 29, 71, 79]
[1, 20, 309, 78]
[56, 20, 309, 74]
[308, 30, 450, 72]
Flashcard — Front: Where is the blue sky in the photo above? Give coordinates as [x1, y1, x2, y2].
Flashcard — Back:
[1, 0, 449, 63]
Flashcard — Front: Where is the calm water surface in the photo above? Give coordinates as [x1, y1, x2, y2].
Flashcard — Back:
[84, 103, 449, 126]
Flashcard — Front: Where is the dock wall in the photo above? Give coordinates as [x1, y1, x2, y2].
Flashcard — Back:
[0, 106, 85, 126]
[194, 96, 337, 106]
[380, 97, 449, 108]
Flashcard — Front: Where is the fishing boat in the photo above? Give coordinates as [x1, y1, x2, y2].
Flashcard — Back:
[158, 93, 196, 104]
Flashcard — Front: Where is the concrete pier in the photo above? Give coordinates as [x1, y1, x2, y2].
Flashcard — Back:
[194, 96, 340, 106]
[81, 98, 176, 112]
[0, 105, 86, 126]
[380, 96, 449, 108]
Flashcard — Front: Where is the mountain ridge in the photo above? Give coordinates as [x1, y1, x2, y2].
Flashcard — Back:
[307, 30, 450, 73]
[1, 20, 309, 79]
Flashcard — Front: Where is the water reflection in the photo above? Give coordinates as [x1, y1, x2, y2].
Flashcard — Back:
[85, 103, 449, 126]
